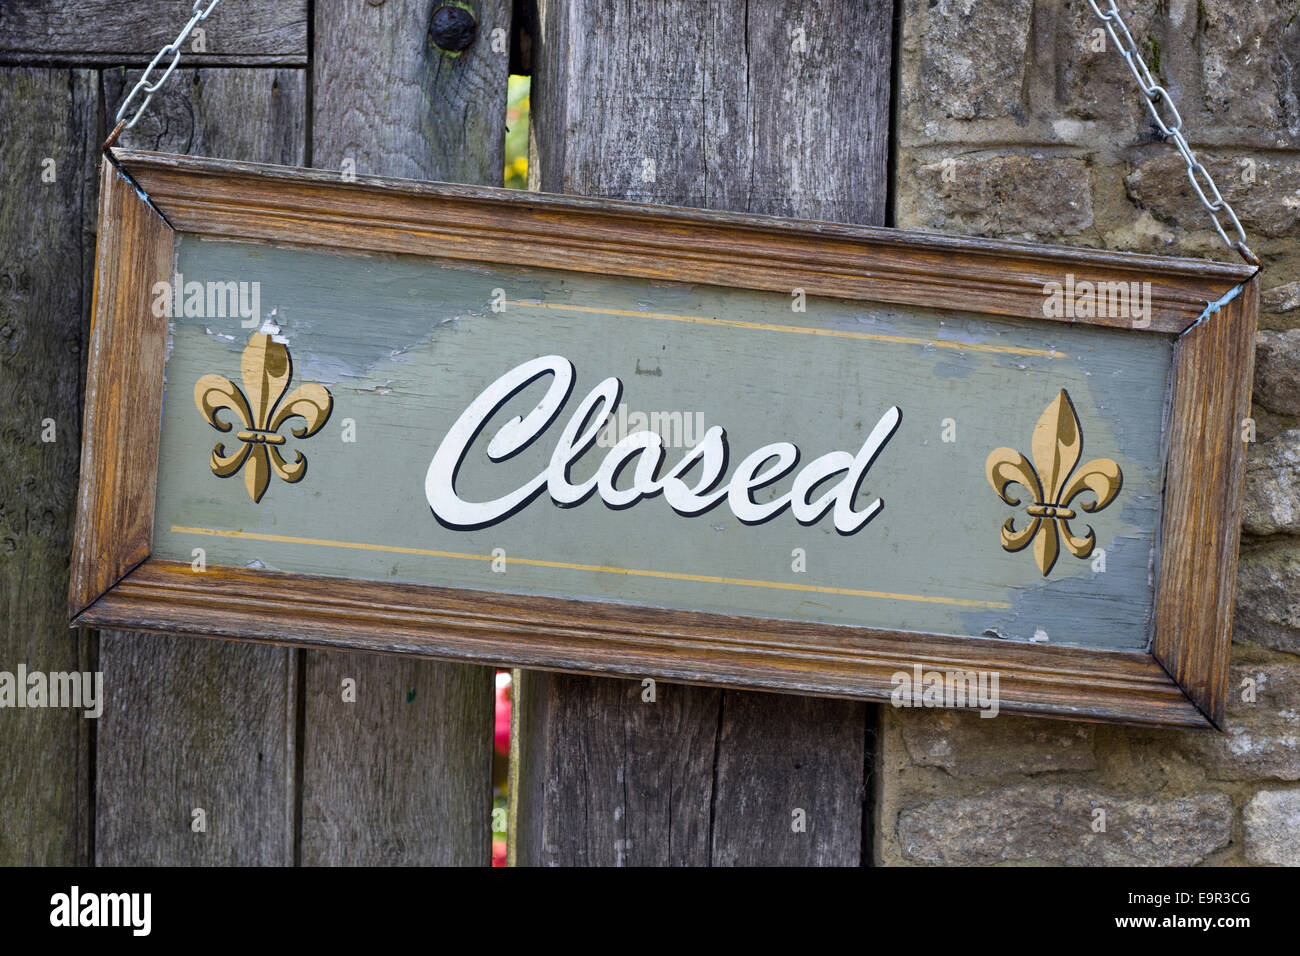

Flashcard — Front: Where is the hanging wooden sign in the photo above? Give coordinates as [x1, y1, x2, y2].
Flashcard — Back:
[71, 149, 1259, 728]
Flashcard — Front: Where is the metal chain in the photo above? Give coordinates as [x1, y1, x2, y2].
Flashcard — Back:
[107, 0, 1257, 266]
[112, 0, 221, 132]
[1087, 0, 1258, 266]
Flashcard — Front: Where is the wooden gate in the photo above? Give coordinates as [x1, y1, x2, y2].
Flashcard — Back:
[0, 0, 892, 866]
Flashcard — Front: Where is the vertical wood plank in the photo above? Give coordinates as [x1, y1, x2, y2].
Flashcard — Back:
[312, 0, 508, 183]
[0, 66, 99, 866]
[94, 632, 299, 865]
[94, 67, 308, 865]
[512, 674, 721, 865]
[301, 0, 506, 866]
[515, 0, 892, 866]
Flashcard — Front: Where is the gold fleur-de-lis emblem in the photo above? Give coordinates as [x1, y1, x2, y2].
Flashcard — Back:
[193, 333, 333, 503]
[985, 389, 1122, 576]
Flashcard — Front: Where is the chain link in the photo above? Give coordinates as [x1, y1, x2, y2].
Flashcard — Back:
[113, 0, 221, 132]
[107, 0, 1257, 266]
[1087, 0, 1258, 266]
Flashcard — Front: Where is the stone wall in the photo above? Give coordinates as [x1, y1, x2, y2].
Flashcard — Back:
[882, 0, 1300, 866]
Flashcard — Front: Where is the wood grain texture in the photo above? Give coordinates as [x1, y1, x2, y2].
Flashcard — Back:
[512, 674, 721, 866]
[116, 149, 1253, 334]
[709, 693, 869, 866]
[92, 67, 306, 867]
[69, 153, 171, 617]
[513, 0, 892, 867]
[75, 559, 1208, 728]
[303, 0, 501, 866]
[312, 0, 509, 183]
[298, 652, 494, 865]
[104, 68, 307, 165]
[531, 0, 890, 223]
[1153, 275, 1260, 727]
[94, 631, 296, 865]
[0, 66, 98, 866]
[0, 0, 308, 66]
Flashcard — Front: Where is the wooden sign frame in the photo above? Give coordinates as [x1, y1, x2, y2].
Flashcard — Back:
[71, 148, 1259, 729]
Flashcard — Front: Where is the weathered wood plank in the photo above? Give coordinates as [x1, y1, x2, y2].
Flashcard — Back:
[103, 68, 306, 165]
[94, 66, 307, 866]
[312, 0, 509, 183]
[529, 0, 890, 224]
[301, 0, 505, 866]
[94, 632, 297, 865]
[0, 0, 308, 66]
[513, 675, 720, 866]
[709, 694, 869, 866]
[514, 0, 893, 866]
[298, 652, 494, 865]
[0, 66, 98, 866]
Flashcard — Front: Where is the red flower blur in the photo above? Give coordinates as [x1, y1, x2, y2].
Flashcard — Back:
[495, 672, 511, 756]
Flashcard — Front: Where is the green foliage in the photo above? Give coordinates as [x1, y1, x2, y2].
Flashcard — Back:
[1144, 35, 1161, 76]
[504, 75, 530, 189]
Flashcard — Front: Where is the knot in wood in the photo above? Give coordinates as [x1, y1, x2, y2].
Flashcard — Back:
[429, 5, 477, 52]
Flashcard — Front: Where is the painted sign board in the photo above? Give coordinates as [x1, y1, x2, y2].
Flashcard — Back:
[71, 149, 1260, 728]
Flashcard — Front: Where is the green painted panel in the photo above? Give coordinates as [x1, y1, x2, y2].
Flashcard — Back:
[152, 234, 1175, 652]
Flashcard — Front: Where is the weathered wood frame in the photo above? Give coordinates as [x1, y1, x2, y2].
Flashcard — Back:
[70, 148, 1259, 729]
